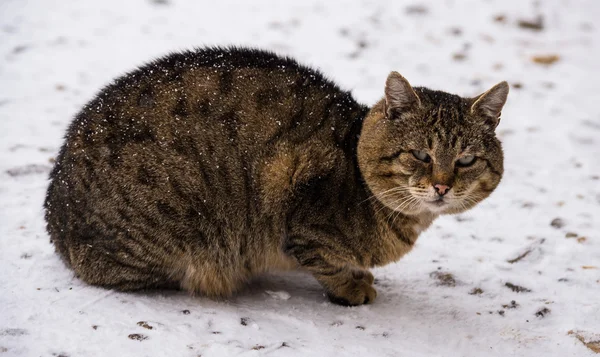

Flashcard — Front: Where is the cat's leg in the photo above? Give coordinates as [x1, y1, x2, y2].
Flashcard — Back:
[283, 229, 377, 306]
[322, 268, 377, 306]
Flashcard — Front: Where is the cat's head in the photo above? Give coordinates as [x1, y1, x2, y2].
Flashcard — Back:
[357, 72, 508, 216]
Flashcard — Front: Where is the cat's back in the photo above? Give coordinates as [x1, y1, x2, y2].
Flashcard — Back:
[71, 47, 356, 150]
[50, 47, 365, 198]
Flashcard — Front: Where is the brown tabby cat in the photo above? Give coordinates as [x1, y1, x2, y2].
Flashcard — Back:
[45, 47, 508, 306]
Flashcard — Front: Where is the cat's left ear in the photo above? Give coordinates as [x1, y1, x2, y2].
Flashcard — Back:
[470, 81, 509, 128]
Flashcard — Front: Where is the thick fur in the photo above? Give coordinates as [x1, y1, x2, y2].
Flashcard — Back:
[45, 47, 507, 306]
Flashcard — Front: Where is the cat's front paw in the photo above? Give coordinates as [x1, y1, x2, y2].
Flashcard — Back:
[326, 275, 377, 306]
[352, 269, 374, 285]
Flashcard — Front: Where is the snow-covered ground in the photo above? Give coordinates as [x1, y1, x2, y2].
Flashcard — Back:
[1, 0, 599, 355]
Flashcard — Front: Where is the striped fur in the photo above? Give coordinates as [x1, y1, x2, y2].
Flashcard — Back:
[45, 47, 507, 306]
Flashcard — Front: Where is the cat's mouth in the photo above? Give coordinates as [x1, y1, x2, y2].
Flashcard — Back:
[427, 199, 447, 207]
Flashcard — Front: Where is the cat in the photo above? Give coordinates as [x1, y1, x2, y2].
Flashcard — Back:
[44, 47, 508, 306]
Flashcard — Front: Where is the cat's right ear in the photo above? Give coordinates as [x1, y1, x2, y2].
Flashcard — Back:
[384, 71, 421, 118]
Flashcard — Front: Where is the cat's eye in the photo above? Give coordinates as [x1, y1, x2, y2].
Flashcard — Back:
[456, 155, 476, 167]
[411, 150, 431, 163]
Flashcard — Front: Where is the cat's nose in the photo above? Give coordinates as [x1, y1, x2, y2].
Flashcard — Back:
[434, 184, 450, 196]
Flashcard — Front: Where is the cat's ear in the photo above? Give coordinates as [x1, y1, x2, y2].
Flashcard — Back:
[384, 71, 421, 118]
[470, 81, 509, 128]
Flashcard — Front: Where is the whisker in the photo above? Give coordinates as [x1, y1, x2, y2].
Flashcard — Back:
[385, 195, 416, 224]
[359, 186, 412, 205]
[392, 195, 421, 225]
[375, 194, 410, 216]
[458, 193, 484, 211]
[376, 198, 400, 216]
[391, 195, 418, 222]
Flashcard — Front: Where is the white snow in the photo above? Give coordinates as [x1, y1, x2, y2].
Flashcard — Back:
[265, 291, 292, 301]
[1, 0, 600, 356]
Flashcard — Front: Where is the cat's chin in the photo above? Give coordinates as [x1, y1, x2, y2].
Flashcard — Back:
[428, 201, 474, 215]
[381, 197, 472, 216]
[421, 197, 475, 215]
[418, 201, 449, 215]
